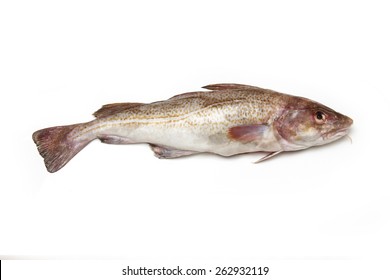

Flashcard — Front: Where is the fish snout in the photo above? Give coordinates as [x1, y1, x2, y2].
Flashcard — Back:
[343, 115, 353, 129]
[336, 113, 353, 129]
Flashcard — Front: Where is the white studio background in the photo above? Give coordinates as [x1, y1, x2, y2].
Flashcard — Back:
[0, 0, 389, 279]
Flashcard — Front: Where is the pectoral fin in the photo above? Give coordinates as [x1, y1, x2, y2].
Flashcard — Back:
[228, 124, 269, 143]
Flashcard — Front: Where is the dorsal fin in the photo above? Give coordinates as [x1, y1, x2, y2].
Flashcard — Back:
[93, 102, 143, 118]
[169, 84, 262, 100]
[168, 91, 204, 100]
[202, 83, 262, 91]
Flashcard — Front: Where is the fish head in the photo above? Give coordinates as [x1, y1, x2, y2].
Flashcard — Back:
[275, 98, 353, 150]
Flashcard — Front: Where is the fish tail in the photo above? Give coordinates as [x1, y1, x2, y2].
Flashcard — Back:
[32, 124, 93, 173]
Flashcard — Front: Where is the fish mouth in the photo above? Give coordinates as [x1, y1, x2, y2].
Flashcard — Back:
[322, 115, 353, 140]
[322, 128, 351, 140]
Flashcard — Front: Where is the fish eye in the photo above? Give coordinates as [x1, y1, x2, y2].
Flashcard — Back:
[314, 111, 326, 124]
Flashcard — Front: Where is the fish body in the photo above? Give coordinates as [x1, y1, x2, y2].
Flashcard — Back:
[33, 84, 353, 172]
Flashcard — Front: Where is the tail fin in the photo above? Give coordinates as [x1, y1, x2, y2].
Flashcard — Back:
[32, 124, 92, 173]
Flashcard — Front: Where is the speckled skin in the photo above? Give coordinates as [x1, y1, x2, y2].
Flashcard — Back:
[33, 84, 353, 172]
[72, 85, 291, 156]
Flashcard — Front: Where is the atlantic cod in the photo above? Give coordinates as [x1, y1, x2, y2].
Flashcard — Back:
[33, 83, 353, 173]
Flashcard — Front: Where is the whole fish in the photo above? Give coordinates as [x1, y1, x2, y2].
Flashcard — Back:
[33, 83, 353, 173]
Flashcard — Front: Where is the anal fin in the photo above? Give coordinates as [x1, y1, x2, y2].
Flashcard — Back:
[149, 144, 198, 159]
[98, 135, 135, 144]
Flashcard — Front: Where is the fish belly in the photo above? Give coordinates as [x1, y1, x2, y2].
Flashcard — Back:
[94, 119, 282, 156]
